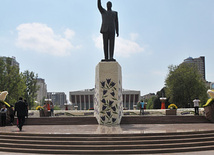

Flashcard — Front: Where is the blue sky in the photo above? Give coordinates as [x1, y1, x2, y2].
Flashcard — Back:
[1, 0, 214, 100]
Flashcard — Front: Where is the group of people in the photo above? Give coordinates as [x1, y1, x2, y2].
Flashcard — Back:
[0, 97, 28, 131]
[43, 101, 54, 117]
[138, 99, 201, 116]
[1, 104, 15, 127]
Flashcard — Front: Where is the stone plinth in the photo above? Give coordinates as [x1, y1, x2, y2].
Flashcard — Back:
[94, 61, 123, 125]
[166, 109, 177, 115]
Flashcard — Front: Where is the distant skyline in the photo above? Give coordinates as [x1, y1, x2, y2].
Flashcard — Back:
[1, 0, 214, 99]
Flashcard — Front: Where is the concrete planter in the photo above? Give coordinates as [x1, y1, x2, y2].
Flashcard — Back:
[204, 104, 214, 122]
[166, 109, 177, 115]
[40, 110, 51, 117]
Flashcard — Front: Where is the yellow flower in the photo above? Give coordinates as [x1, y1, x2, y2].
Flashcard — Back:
[36, 106, 43, 110]
[168, 104, 178, 109]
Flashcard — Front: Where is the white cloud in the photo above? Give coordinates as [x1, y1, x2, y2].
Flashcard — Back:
[129, 33, 139, 41]
[93, 33, 144, 58]
[64, 29, 75, 40]
[16, 23, 79, 56]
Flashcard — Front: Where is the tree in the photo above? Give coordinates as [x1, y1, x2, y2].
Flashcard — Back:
[165, 63, 208, 108]
[22, 70, 39, 110]
[146, 96, 157, 109]
[0, 57, 26, 104]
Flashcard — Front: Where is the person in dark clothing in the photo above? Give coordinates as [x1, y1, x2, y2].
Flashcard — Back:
[1, 105, 7, 126]
[9, 105, 14, 125]
[15, 97, 27, 131]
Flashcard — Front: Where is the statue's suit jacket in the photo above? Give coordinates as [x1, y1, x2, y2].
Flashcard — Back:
[98, 1, 119, 34]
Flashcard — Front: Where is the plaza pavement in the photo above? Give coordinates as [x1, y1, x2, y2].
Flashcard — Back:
[1, 123, 214, 134]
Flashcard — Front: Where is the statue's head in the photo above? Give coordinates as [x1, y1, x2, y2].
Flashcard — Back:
[107, 1, 112, 10]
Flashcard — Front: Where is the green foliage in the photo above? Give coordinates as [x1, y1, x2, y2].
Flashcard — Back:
[22, 70, 39, 110]
[146, 96, 157, 109]
[0, 58, 26, 105]
[165, 63, 208, 108]
[0, 57, 39, 108]
[31, 101, 41, 110]
[54, 105, 62, 110]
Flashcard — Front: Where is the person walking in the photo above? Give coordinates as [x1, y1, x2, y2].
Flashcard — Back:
[15, 97, 27, 131]
[1, 105, 7, 126]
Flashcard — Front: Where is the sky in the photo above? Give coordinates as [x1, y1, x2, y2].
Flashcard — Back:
[1, 0, 214, 101]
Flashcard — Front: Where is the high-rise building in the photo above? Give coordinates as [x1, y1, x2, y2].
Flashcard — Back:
[69, 89, 140, 110]
[183, 56, 206, 80]
[36, 78, 47, 104]
[47, 92, 67, 108]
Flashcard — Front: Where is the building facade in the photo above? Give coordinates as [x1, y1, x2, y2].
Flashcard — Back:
[36, 78, 47, 104]
[70, 89, 94, 110]
[69, 89, 140, 110]
[122, 90, 141, 110]
[183, 56, 206, 80]
[47, 92, 67, 108]
[141, 93, 156, 101]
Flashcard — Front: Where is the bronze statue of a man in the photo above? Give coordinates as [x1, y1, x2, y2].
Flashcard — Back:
[98, 0, 119, 61]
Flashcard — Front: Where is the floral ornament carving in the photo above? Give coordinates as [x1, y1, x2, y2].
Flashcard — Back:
[99, 78, 121, 125]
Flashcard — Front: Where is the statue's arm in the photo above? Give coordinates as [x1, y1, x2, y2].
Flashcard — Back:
[115, 12, 119, 37]
[98, 0, 105, 13]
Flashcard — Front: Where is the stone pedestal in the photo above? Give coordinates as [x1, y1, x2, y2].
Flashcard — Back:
[94, 62, 123, 125]
[166, 109, 177, 115]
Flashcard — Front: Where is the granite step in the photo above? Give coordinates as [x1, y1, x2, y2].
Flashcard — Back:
[1, 139, 214, 150]
[1, 130, 214, 154]
[1, 145, 214, 154]
[1, 131, 214, 141]
[1, 135, 214, 145]
[15, 115, 210, 125]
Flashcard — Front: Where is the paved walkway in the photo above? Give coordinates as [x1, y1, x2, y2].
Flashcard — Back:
[1, 123, 214, 134]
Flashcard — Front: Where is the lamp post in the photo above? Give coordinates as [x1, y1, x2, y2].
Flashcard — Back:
[160, 97, 167, 109]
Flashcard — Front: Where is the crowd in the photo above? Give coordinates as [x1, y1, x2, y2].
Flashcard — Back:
[0, 97, 28, 131]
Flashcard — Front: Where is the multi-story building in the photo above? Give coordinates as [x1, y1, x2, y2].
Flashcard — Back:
[70, 89, 94, 110]
[36, 78, 47, 104]
[69, 89, 140, 110]
[122, 89, 141, 110]
[141, 93, 156, 101]
[47, 92, 67, 108]
[183, 56, 206, 80]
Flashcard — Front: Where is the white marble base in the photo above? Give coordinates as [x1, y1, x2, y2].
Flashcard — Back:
[94, 62, 123, 125]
